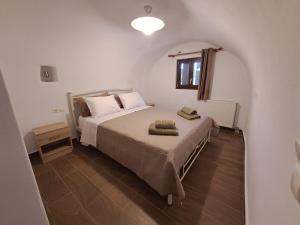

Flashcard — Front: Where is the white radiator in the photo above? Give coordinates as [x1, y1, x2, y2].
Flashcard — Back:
[196, 100, 237, 128]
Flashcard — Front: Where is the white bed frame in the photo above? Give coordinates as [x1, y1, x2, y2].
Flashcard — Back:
[67, 89, 211, 206]
[67, 89, 133, 140]
[168, 129, 211, 205]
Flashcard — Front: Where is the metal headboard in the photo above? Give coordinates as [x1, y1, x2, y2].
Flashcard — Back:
[67, 88, 133, 138]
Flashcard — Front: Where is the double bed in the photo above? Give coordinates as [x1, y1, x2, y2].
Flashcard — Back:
[67, 89, 213, 205]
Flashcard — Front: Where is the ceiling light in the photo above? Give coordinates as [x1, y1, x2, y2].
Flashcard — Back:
[131, 5, 165, 35]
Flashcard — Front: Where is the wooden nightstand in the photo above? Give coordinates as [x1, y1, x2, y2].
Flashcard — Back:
[33, 122, 73, 163]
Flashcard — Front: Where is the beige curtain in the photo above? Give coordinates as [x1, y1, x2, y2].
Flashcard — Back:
[197, 48, 216, 100]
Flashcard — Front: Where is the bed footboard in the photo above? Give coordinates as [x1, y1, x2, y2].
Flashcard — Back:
[179, 129, 211, 181]
[167, 129, 211, 205]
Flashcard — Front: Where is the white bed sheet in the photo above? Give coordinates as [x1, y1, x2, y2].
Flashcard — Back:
[79, 105, 151, 147]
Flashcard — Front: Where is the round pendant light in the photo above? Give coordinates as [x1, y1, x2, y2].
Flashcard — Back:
[131, 5, 165, 35]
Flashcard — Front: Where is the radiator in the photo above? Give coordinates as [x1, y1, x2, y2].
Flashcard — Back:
[196, 100, 237, 128]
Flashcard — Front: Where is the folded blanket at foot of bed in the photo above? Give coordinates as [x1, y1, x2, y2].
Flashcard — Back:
[155, 120, 176, 129]
[181, 106, 197, 115]
[148, 123, 178, 136]
[177, 110, 200, 120]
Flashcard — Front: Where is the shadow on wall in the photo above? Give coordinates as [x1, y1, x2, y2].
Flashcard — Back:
[233, 103, 241, 129]
[65, 93, 77, 138]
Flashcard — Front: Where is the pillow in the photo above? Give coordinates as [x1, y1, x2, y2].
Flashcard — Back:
[84, 95, 121, 117]
[76, 97, 91, 117]
[75, 92, 108, 117]
[118, 92, 146, 110]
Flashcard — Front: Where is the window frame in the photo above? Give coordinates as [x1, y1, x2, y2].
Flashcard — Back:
[176, 57, 202, 90]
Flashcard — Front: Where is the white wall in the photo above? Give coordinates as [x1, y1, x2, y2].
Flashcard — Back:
[0, 71, 49, 225]
[1, 0, 300, 224]
[182, 1, 300, 225]
[141, 41, 250, 130]
[0, 0, 150, 153]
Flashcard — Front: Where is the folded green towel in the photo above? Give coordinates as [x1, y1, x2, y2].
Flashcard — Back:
[149, 123, 178, 136]
[177, 110, 201, 120]
[181, 106, 197, 115]
[155, 120, 176, 129]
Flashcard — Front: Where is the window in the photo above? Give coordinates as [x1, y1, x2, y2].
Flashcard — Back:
[176, 57, 201, 89]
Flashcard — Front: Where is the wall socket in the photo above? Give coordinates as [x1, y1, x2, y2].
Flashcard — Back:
[52, 109, 64, 113]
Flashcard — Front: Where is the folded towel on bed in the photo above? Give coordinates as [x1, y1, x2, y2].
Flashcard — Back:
[155, 120, 176, 129]
[149, 123, 178, 136]
[181, 106, 197, 115]
[177, 110, 201, 120]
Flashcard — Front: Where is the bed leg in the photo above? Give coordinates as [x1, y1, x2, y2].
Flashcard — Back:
[207, 130, 211, 143]
[76, 131, 80, 142]
[167, 194, 173, 206]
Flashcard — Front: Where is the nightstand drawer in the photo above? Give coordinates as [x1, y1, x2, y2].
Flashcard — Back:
[36, 127, 70, 146]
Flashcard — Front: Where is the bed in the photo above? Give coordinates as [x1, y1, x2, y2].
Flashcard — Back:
[67, 89, 213, 205]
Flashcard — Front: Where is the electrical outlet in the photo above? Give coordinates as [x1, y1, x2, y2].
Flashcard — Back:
[52, 109, 64, 113]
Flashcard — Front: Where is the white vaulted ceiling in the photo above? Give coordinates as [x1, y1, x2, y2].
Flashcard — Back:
[0, 0, 299, 225]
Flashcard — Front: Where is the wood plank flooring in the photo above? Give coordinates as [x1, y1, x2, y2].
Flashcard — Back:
[30, 128, 245, 225]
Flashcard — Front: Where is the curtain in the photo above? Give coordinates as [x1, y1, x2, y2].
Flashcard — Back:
[197, 48, 216, 100]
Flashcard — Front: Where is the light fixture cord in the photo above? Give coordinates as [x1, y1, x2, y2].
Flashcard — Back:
[144, 5, 152, 15]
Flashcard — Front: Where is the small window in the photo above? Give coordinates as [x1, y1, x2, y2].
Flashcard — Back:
[176, 57, 201, 89]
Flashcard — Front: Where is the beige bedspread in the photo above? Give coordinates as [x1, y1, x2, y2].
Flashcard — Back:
[96, 107, 212, 200]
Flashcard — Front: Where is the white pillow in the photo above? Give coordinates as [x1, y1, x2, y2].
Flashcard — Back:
[84, 95, 121, 117]
[118, 92, 146, 110]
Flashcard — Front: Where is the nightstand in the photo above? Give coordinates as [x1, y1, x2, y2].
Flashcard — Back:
[33, 122, 73, 163]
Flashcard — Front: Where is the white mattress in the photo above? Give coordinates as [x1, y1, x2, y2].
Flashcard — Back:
[79, 105, 151, 147]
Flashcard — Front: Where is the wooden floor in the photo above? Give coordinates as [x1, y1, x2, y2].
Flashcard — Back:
[30, 128, 245, 225]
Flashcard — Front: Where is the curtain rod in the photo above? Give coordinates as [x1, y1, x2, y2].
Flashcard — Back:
[168, 47, 223, 58]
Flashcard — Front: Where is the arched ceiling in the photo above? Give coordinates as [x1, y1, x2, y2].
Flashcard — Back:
[85, 0, 299, 90]
[0, 1, 299, 224]
[85, 0, 255, 65]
